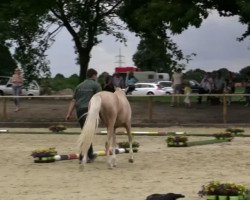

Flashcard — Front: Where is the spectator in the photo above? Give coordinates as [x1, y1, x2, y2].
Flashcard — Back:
[198, 72, 214, 104]
[213, 70, 225, 94]
[65, 68, 102, 163]
[209, 70, 225, 105]
[112, 73, 125, 89]
[170, 68, 183, 107]
[183, 81, 192, 108]
[125, 72, 138, 95]
[244, 75, 250, 107]
[10, 68, 24, 112]
[103, 74, 115, 92]
[224, 71, 236, 105]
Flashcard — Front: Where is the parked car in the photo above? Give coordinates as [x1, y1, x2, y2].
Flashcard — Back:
[128, 82, 166, 96]
[0, 77, 40, 96]
[0, 76, 10, 85]
[188, 80, 201, 93]
[157, 80, 201, 94]
[156, 81, 174, 95]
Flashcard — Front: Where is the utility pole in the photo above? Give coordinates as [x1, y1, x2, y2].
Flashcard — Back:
[115, 48, 125, 67]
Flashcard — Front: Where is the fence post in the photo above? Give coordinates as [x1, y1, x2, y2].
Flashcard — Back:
[223, 94, 227, 124]
[148, 96, 153, 121]
[0, 98, 7, 120]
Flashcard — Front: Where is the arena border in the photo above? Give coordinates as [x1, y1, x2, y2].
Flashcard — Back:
[1, 128, 250, 137]
[1, 121, 250, 128]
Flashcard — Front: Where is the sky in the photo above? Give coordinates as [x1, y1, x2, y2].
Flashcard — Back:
[47, 11, 250, 77]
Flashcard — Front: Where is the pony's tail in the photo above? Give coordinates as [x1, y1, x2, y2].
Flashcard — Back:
[77, 95, 101, 157]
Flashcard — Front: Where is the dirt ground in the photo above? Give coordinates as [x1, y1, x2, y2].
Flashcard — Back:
[0, 127, 250, 200]
[0, 97, 250, 127]
[1, 96, 250, 199]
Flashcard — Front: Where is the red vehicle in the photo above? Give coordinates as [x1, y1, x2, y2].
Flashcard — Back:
[115, 66, 141, 73]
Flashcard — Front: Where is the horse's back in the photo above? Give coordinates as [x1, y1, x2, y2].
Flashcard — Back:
[114, 89, 132, 125]
[95, 90, 131, 127]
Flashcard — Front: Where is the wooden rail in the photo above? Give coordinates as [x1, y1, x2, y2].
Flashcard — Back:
[0, 93, 249, 124]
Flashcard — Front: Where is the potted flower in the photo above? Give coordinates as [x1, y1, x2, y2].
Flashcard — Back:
[227, 183, 248, 200]
[198, 181, 221, 200]
[217, 183, 230, 200]
[166, 135, 188, 147]
[166, 132, 188, 147]
[49, 124, 67, 133]
[213, 132, 233, 141]
[199, 182, 248, 200]
[31, 147, 57, 163]
[225, 128, 244, 136]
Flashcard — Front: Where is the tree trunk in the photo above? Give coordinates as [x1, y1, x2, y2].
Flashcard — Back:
[78, 48, 91, 82]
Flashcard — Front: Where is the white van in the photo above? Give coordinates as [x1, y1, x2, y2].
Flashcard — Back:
[0, 76, 40, 96]
[127, 71, 170, 83]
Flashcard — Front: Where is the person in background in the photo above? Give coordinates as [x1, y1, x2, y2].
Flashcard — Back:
[125, 71, 138, 95]
[224, 71, 235, 105]
[183, 81, 192, 108]
[198, 72, 214, 104]
[209, 70, 225, 105]
[65, 68, 102, 163]
[213, 70, 225, 94]
[112, 72, 125, 89]
[244, 74, 250, 107]
[103, 74, 115, 92]
[170, 68, 183, 107]
[10, 68, 24, 112]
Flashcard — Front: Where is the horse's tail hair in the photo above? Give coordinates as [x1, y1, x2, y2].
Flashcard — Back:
[77, 95, 101, 157]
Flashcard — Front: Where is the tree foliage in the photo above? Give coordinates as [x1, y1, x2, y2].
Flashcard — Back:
[120, 0, 250, 72]
[0, 0, 125, 82]
[0, 0, 52, 82]
[1, 0, 250, 81]
[184, 69, 206, 82]
[0, 43, 16, 76]
[239, 66, 250, 78]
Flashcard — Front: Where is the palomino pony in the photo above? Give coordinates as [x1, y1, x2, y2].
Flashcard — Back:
[77, 88, 133, 169]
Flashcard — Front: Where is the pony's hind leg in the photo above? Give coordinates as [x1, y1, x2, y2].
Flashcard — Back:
[125, 124, 134, 163]
[79, 152, 87, 171]
[106, 126, 116, 169]
[111, 129, 117, 167]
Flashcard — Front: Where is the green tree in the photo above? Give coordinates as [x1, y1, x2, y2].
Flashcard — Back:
[120, 0, 250, 72]
[1, 0, 250, 81]
[0, 0, 125, 82]
[54, 73, 65, 79]
[132, 36, 186, 73]
[0, 0, 52, 82]
[184, 69, 206, 82]
[0, 43, 16, 76]
[121, 0, 250, 38]
[240, 66, 250, 79]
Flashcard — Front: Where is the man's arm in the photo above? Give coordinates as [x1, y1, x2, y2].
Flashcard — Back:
[65, 99, 76, 120]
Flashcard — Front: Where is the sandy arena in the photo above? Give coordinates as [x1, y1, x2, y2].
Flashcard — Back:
[0, 127, 249, 200]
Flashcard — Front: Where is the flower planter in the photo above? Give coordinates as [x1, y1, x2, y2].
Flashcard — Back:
[229, 196, 244, 200]
[218, 196, 227, 200]
[206, 195, 217, 200]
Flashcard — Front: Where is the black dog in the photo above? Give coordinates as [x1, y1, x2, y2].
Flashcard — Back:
[146, 193, 185, 200]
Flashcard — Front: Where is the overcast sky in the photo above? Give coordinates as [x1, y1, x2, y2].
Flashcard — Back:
[47, 11, 250, 77]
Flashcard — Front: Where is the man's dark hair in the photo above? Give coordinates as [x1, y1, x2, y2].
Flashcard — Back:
[86, 68, 98, 78]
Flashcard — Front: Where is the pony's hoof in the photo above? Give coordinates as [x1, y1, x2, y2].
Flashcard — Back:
[128, 158, 134, 163]
[108, 164, 114, 170]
